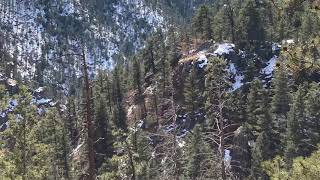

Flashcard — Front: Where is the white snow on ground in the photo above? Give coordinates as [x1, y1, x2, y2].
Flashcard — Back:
[137, 120, 144, 128]
[225, 149, 231, 161]
[261, 56, 277, 77]
[178, 139, 186, 148]
[233, 74, 244, 91]
[197, 54, 208, 68]
[0, 112, 6, 118]
[8, 99, 18, 112]
[35, 87, 45, 93]
[272, 43, 281, 52]
[228, 63, 237, 74]
[36, 98, 52, 105]
[7, 79, 17, 87]
[227, 63, 244, 91]
[214, 43, 235, 56]
[60, 104, 67, 112]
[49, 102, 57, 107]
[282, 39, 295, 44]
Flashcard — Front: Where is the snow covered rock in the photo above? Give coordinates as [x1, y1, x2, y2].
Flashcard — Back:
[261, 56, 277, 78]
[214, 43, 235, 56]
[197, 54, 208, 68]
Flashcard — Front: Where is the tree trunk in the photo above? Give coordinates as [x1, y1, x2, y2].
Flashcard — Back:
[218, 96, 226, 180]
[126, 141, 136, 180]
[82, 48, 96, 180]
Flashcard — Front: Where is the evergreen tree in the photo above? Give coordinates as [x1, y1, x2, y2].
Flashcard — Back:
[143, 39, 156, 78]
[249, 92, 273, 179]
[94, 71, 114, 169]
[271, 62, 291, 153]
[232, 125, 251, 179]
[81, 49, 96, 180]
[132, 56, 147, 118]
[132, 57, 143, 97]
[112, 66, 128, 131]
[263, 146, 320, 180]
[66, 96, 79, 148]
[204, 57, 233, 180]
[249, 132, 269, 180]
[246, 79, 264, 136]
[183, 67, 204, 128]
[237, 0, 265, 45]
[184, 124, 203, 179]
[153, 29, 171, 98]
[167, 27, 180, 67]
[284, 86, 306, 168]
[0, 86, 60, 179]
[212, 0, 236, 42]
[304, 83, 320, 154]
[193, 5, 213, 40]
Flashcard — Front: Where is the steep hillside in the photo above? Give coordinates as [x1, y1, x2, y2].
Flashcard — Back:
[1, 0, 320, 179]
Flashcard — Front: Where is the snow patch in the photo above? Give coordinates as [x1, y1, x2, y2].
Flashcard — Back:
[272, 43, 281, 52]
[178, 140, 185, 148]
[214, 43, 235, 56]
[49, 102, 57, 107]
[282, 39, 295, 44]
[35, 87, 45, 93]
[233, 74, 244, 91]
[137, 120, 144, 128]
[227, 63, 244, 91]
[7, 79, 17, 87]
[197, 54, 208, 68]
[225, 149, 231, 161]
[36, 98, 52, 105]
[261, 56, 277, 77]
[9, 99, 18, 110]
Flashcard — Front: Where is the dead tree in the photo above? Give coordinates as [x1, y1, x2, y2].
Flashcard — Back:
[81, 48, 96, 180]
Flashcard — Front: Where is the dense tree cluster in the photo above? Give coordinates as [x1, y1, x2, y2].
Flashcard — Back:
[0, 0, 320, 179]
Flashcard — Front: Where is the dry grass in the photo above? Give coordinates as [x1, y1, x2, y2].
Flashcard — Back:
[178, 54, 199, 64]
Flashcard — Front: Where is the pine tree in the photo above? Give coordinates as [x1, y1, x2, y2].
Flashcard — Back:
[284, 86, 306, 168]
[0, 86, 55, 179]
[100, 124, 151, 180]
[212, 0, 236, 42]
[167, 27, 180, 67]
[184, 124, 203, 179]
[249, 132, 269, 180]
[35, 108, 71, 179]
[66, 96, 79, 148]
[271, 62, 291, 153]
[132, 56, 147, 119]
[154, 29, 171, 98]
[204, 57, 233, 180]
[81, 48, 96, 180]
[193, 5, 213, 40]
[183, 67, 204, 128]
[143, 38, 156, 78]
[304, 83, 320, 154]
[232, 125, 251, 179]
[246, 79, 264, 136]
[112, 66, 128, 131]
[237, 0, 265, 44]
[249, 92, 273, 179]
[94, 71, 114, 169]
